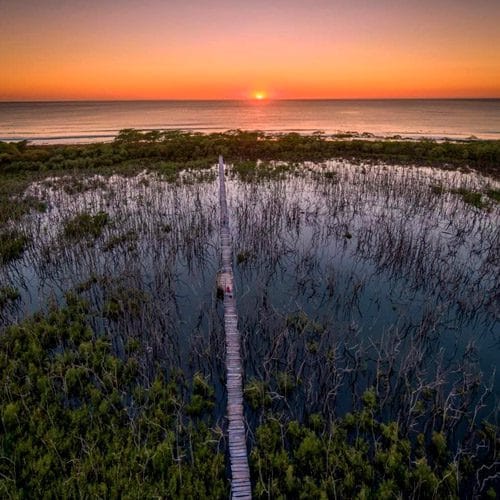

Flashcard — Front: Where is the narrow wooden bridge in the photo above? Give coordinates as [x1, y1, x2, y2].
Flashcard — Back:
[218, 155, 252, 499]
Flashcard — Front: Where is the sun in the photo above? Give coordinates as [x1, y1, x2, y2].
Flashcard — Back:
[254, 91, 267, 100]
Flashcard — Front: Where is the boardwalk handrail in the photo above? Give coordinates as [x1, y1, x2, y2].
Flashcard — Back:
[218, 155, 252, 499]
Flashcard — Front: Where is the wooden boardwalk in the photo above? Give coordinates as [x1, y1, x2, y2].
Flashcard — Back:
[218, 155, 252, 499]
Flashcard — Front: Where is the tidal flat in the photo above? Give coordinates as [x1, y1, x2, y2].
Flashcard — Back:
[0, 134, 499, 497]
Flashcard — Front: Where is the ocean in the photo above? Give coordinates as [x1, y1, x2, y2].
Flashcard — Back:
[0, 99, 499, 144]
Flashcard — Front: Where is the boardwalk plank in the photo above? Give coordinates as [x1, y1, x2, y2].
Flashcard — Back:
[218, 156, 252, 500]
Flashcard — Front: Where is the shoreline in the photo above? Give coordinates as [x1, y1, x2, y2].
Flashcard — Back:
[1, 130, 498, 233]
[1, 128, 499, 145]
[2, 99, 500, 144]
[1, 129, 499, 178]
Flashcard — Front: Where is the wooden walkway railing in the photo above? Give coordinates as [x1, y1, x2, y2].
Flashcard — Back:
[218, 155, 252, 499]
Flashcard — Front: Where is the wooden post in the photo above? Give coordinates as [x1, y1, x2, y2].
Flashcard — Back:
[218, 155, 252, 499]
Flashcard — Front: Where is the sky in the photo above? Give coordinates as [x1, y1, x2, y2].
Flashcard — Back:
[1, 0, 499, 100]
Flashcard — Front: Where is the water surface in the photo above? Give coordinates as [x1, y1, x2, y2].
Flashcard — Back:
[1, 162, 498, 422]
[1, 99, 499, 143]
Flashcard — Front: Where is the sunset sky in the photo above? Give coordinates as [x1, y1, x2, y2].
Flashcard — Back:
[1, 0, 499, 100]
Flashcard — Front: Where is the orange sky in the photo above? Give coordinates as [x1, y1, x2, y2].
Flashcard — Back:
[1, 0, 499, 100]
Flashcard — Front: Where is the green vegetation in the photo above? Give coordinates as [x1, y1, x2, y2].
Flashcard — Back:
[102, 287, 150, 321]
[323, 170, 339, 181]
[276, 371, 296, 395]
[0, 229, 28, 264]
[0, 177, 47, 230]
[486, 188, 500, 203]
[0, 299, 227, 498]
[431, 184, 446, 195]
[103, 229, 138, 252]
[1, 130, 499, 230]
[63, 211, 109, 240]
[0, 130, 498, 181]
[431, 184, 499, 209]
[1, 132, 499, 497]
[286, 311, 324, 335]
[249, 387, 499, 499]
[232, 160, 295, 181]
[236, 250, 251, 264]
[0, 303, 498, 497]
[251, 408, 475, 499]
[0, 286, 20, 308]
[244, 379, 272, 410]
[450, 188, 486, 209]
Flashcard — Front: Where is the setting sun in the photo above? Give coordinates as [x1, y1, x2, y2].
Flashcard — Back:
[254, 92, 266, 100]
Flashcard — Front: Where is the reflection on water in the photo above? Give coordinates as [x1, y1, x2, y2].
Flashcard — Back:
[1, 99, 500, 143]
[1, 162, 499, 426]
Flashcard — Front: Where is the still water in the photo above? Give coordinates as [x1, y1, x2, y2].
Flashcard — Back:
[1, 99, 500, 143]
[1, 162, 498, 420]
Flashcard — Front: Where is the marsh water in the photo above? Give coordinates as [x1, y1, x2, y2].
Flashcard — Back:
[1, 162, 499, 427]
[1, 99, 500, 143]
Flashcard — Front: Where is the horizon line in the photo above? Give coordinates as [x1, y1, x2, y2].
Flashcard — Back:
[1, 97, 500, 103]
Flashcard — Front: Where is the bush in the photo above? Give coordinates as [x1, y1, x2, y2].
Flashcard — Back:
[0, 230, 28, 264]
[63, 211, 109, 240]
[0, 302, 227, 498]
